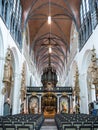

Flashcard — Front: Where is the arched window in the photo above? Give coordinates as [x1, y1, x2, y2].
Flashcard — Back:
[80, 0, 89, 24]
[4, 1, 9, 23]
[10, 14, 13, 32]
[82, 0, 86, 17]
[2, 0, 4, 17]
[15, 24, 18, 41]
[80, 5, 83, 24]
[13, 0, 16, 12]
[86, 0, 89, 12]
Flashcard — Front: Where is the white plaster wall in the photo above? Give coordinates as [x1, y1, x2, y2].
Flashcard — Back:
[0, 18, 33, 115]
[67, 25, 98, 114]
[77, 26, 98, 113]
[0, 18, 23, 115]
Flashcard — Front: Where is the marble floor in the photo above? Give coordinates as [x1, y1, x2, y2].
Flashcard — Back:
[40, 119, 57, 130]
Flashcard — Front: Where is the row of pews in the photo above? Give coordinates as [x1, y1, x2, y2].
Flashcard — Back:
[55, 113, 98, 130]
[0, 113, 44, 130]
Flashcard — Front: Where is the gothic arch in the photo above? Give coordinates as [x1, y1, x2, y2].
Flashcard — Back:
[0, 28, 4, 89]
[3, 47, 20, 115]
[81, 50, 92, 103]
[0, 28, 4, 115]
[81, 50, 92, 73]
[10, 47, 19, 72]
[80, 49, 92, 113]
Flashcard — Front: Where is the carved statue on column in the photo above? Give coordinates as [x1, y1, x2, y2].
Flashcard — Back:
[87, 48, 98, 100]
[2, 48, 12, 95]
[20, 63, 26, 101]
[74, 65, 80, 113]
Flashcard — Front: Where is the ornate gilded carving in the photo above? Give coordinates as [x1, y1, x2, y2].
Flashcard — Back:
[74, 66, 80, 97]
[87, 48, 98, 85]
[2, 48, 12, 95]
[62, 92, 67, 96]
[87, 47, 98, 100]
[3, 48, 11, 83]
[20, 63, 26, 101]
[2, 87, 7, 94]
[32, 92, 37, 96]
[73, 65, 80, 113]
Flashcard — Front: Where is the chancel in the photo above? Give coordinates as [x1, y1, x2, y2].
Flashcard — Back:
[0, 0, 98, 130]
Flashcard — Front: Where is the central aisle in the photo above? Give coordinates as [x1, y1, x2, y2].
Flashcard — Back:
[40, 118, 57, 130]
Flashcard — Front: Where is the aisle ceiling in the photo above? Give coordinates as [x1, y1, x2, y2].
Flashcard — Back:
[20, 0, 81, 76]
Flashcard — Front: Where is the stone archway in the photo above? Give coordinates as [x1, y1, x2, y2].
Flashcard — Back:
[0, 28, 4, 115]
[80, 49, 93, 114]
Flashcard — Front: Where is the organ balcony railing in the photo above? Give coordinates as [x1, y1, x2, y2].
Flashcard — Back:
[26, 86, 72, 93]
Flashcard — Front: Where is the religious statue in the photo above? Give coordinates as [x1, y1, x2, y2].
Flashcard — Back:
[61, 101, 67, 113]
[75, 103, 80, 114]
[30, 100, 37, 114]
[3, 49, 11, 84]
[2, 49, 12, 96]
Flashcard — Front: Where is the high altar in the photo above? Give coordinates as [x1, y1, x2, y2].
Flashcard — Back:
[26, 55, 73, 118]
[26, 86, 72, 118]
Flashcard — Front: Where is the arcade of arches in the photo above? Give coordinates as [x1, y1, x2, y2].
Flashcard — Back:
[0, 0, 98, 119]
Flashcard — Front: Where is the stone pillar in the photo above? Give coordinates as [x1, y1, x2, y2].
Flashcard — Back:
[80, 74, 89, 114]
[0, 56, 5, 115]
[12, 73, 21, 114]
[91, 84, 96, 102]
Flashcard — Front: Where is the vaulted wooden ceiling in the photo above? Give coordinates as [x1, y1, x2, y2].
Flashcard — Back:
[20, 0, 81, 76]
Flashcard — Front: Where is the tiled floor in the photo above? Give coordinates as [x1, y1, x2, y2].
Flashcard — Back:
[40, 119, 57, 130]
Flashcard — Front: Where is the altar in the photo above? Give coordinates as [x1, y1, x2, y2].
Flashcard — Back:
[26, 86, 72, 117]
[25, 59, 72, 117]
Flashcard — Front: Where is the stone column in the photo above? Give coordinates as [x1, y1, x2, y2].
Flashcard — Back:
[91, 84, 96, 102]
[0, 56, 5, 115]
[80, 73, 89, 114]
[12, 73, 21, 114]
